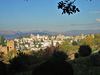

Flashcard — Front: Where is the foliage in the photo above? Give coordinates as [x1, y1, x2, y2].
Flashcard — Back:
[61, 41, 73, 51]
[9, 52, 44, 73]
[44, 46, 56, 57]
[0, 52, 4, 58]
[69, 56, 100, 75]
[17, 35, 23, 39]
[72, 65, 100, 75]
[41, 39, 44, 42]
[72, 41, 78, 46]
[38, 43, 42, 48]
[24, 35, 30, 38]
[94, 34, 100, 38]
[69, 56, 90, 66]
[90, 53, 100, 66]
[8, 49, 19, 60]
[1, 35, 5, 46]
[52, 50, 68, 60]
[78, 45, 92, 57]
[93, 37, 100, 49]
[0, 61, 7, 75]
[51, 40, 53, 45]
[58, 0, 92, 15]
[32, 56, 73, 75]
[58, 0, 80, 15]
[81, 39, 88, 45]
[85, 36, 94, 46]
[92, 47, 96, 52]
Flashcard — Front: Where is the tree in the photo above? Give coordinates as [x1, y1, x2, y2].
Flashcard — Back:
[0, 52, 4, 58]
[58, 0, 92, 15]
[38, 43, 42, 48]
[33, 40, 36, 44]
[85, 36, 94, 46]
[72, 41, 78, 46]
[24, 35, 30, 38]
[1, 35, 5, 46]
[61, 41, 73, 51]
[51, 40, 53, 46]
[78, 45, 92, 57]
[17, 35, 23, 39]
[81, 39, 88, 45]
[41, 39, 44, 42]
[32, 51, 73, 75]
[52, 50, 68, 60]
[8, 49, 19, 60]
[93, 34, 100, 49]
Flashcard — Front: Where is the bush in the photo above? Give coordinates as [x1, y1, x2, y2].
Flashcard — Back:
[32, 56, 73, 75]
[78, 45, 92, 57]
[69, 56, 90, 66]
[52, 50, 68, 60]
[9, 52, 41, 73]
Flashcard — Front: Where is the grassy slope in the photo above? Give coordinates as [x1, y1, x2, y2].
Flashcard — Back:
[68, 56, 100, 75]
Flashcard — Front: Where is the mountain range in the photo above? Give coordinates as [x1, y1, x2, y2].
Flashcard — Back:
[0, 30, 100, 39]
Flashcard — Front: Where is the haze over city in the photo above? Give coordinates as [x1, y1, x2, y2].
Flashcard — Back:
[0, 0, 100, 32]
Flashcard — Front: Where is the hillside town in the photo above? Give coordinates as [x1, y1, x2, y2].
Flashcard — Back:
[0, 33, 94, 54]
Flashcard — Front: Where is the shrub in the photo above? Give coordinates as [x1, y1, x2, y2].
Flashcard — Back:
[9, 52, 41, 73]
[78, 45, 92, 57]
[32, 56, 73, 75]
[52, 50, 68, 60]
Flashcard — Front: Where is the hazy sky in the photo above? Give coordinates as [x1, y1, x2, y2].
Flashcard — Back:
[0, 0, 100, 32]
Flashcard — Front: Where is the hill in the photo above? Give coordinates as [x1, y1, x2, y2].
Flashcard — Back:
[0, 29, 100, 39]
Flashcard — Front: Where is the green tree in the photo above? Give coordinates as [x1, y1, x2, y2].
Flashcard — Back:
[92, 34, 100, 49]
[72, 41, 78, 46]
[41, 39, 44, 42]
[93, 38, 100, 49]
[1, 35, 5, 46]
[61, 41, 72, 51]
[17, 35, 23, 39]
[0, 52, 4, 58]
[24, 35, 30, 38]
[51, 40, 53, 45]
[81, 39, 88, 45]
[38, 44, 42, 48]
[18, 46, 21, 51]
[78, 45, 92, 57]
[34, 40, 36, 44]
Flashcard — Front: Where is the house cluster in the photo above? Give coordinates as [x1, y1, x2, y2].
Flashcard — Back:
[14, 33, 94, 51]
[0, 33, 94, 54]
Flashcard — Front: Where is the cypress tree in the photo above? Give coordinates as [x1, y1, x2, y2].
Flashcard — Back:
[1, 35, 5, 46]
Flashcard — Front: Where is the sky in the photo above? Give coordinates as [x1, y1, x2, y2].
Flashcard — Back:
[0, 0, 100, 32]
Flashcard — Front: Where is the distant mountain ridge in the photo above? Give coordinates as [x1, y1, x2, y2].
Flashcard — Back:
[62, 30, 100, 36]
[0, 30, 100, 39]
